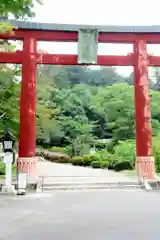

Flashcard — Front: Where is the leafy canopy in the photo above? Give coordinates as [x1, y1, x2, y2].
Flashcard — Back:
[0, 0, 43, 33]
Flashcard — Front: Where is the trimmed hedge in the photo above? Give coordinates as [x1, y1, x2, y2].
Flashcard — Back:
[71, 156, 84, 166]
[82, 155, 92, 166]
[36, 138, 160, 173]
[92, 161, 101, 168]
[89, 155, 101, 162]
[101, 161, 109, 169]
[114, 160, 133, 172]
[36, 147, 134, 171]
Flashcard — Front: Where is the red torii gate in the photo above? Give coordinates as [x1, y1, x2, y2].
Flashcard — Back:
[0, 20, 159, 180]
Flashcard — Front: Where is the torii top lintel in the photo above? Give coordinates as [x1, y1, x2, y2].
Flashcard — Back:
[1, 20, 160, 43]
[4, 19, 160, 33]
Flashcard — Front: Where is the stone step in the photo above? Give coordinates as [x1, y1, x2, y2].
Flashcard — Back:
[39, 176, 137, 182]
[41, 181, 140, 187]
[40, 181, 143, 191]
[41, 185, 143, 191]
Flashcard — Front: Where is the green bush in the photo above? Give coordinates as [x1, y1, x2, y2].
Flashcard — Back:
[92, 161, 101, 168]
[89, 154, 101, 162]
[107, 154, 118, 170]
[95, 150, 109, 161]
[107, 142, 115, 153]
[0, 163, 5, 175]
[101, 161, 109, 169]
[0, 163, 16, 177]
[114, 160, 133, 172]
[155, 151, 160, 173]
[71, 156, 84, 166]
[65, 146, 73, 156]
[114, 140, 136, 165]
[95, 142, 107, 150]
[82, 155, 92, 166]
[153, 136, 160, 173]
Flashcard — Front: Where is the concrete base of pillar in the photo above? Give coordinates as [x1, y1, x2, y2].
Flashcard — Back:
[2, 185, 17, 194]
[17, 157, 37, 177]
[17, 189, 26, 195]
[136, 156, 156, 179]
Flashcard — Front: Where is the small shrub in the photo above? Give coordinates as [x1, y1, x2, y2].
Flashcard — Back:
[0, 163, 16, 177]
[101, 161, 109, 169]
[114, 160, 133, 172]
[95, 150, 110, 161]
[155, 151, 160, 173]
[89, 155, 101, 162]
[92, 161, 101, 168]
[108, 155, 118, 170]
[107, 140, 118, 153]
[71, 156, 84, 166]
[83, 155, 92, 166]
[0, 163, 5, 175]
[114, 140, 136, 165]
[65, 146, 73, 156]
[95, 142, 107, 150]
[100, 155, 108, 162]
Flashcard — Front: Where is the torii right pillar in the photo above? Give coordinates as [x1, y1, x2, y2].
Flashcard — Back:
[134, 39, 156, 179]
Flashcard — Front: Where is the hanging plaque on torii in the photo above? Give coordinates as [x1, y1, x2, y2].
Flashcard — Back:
[78, 28, 98, 64]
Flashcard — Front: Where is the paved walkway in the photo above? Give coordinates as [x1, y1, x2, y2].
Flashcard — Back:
[37, 161, 136, 183]
[0, 190, 159, 240]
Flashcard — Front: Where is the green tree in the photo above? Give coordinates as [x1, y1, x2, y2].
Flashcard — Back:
[0, 65, 20, 136]
[0, 0, 43, 33]
[0, 0, 42, 137]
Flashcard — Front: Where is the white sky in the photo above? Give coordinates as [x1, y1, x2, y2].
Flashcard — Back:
[31, 0, 160, 76]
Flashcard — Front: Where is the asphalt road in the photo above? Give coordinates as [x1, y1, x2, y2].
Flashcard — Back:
[0, 190, 160, 240]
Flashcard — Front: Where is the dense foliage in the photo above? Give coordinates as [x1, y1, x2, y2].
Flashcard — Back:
[1, 64, 160, 168]
[1, 65, 160, 143]
[0, 0, 43, 33]
[35, 65, 160, 148]
[1, 0, 160, 173]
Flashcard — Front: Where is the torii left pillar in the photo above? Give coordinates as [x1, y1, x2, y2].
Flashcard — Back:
[17, 37, 37, 192]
